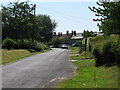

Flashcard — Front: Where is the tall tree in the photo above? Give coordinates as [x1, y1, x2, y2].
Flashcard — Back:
[2, 1, 57, 43]
[2, 1, 36, 41]
[35, 15, 57, 42]
[89, 0, 120, 36]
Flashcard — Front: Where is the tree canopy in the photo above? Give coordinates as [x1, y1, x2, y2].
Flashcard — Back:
[35, 15, 56, 42]
[89, 0, 120, 36]
[2, 1, 57, 43]
[82, 30, 94, 38]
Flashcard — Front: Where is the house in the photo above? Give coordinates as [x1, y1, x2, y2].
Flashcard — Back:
[59, 31, 73, 40]
[70, 33, 83, 44]
[53, 30, 103, 45]
[53, 31, 83, 45]
[93, 32, 103, 36]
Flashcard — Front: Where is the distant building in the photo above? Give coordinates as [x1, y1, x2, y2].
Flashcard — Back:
[53, 31, 83, 45]
[93, 32, 103, 36]
[59, 31, 73, 40]
[53, 31, 83, 40]
[53, 30, 103, 45]
[71, 33, 83, 40]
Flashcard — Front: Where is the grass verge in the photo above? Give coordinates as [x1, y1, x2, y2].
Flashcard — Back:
[70, 51, 93, 60]
[56, 59, 118, 88]
[55, 47, 118, 88]
[69, 47, 79, 54]
[2, 49, 50, 65]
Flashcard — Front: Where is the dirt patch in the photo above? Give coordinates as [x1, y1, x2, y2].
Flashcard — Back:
[43, 66, 77, 88]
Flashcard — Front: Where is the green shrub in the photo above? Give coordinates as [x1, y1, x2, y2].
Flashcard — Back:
[93, 48, 104, 67]
[22, 40, 33, 49]
[90, 35, 120, 67]
[76, 40, 82, 47]
[93, 40, 120, 67]
[15, 39, 33, 49]
[90, 35, 105, 43]
[33, 42, 48, 52]
[13, 39, 48, 51]
[52, 38, 62, 47]
[102, 42, 119, 67]
[3, 38, 16, 50]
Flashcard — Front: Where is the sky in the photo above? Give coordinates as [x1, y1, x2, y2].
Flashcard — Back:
[0, 0, 99, 34]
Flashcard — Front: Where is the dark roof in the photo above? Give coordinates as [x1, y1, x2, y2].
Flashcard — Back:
[71, 33, 83, 39]
[59, 33, 73, 39]
[53, 35, 59, 38]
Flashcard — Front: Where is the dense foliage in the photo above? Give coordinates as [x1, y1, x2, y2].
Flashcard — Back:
[83, 0, 120, 67]
[2, 1, 36, 41]
[35, 15, 56, 42]
[32, 42, 48, 52]
[86, 35, 120, 67]
[82, 30, 94, 38]
[89, 1, 120, 36]
[2, 1, 57, 50]
[3, 38, 16, 50]
[51, 38, 62, 48]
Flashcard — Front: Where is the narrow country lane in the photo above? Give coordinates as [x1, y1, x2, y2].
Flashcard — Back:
[2, 48, 74, 88]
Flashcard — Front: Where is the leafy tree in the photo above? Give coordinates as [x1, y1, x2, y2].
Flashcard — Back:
[2, 1, 36, 41]
[2, 1, 57, 45]
[82, 30, 94, 38]
[89, 0, 120, 36]
[35, 15, 57, 43]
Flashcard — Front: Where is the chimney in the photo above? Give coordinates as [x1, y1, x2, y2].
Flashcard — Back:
[74, 31, 76, 36]
[53, 32, 56, 36]
[58, 32, 60, 37]
[72, 31, 74, 35]
[66, 31, 69, 35]
[61, 32, 62, 36]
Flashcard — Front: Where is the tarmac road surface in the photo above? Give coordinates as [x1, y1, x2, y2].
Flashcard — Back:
[2, 48, 74, 88]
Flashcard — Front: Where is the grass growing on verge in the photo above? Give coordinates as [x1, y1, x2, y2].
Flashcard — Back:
[55, 47, 118, 88]
[70, 51, 93, 60]
[69, 47, 79, 54]
[56, 59, 118, 88]
[2, 49, 50, 65]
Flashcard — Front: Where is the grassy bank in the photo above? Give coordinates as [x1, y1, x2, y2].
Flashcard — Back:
[56, 59, 118, 88]
[2, 49, 50, 65]
[56, 47, 118, 88]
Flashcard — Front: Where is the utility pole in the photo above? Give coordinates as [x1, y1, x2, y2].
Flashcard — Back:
[34, 4, 36, 16]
